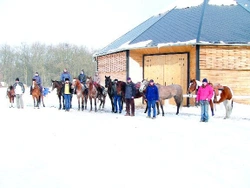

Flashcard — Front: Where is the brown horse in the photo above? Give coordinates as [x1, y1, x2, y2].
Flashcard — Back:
[6, 85, 15, 108]
[72, 78, 88, 111]
[31, 80, 41, 108]
[212, 83, 233, 119]
[85, 76, 99, 112]
[140, 79, 183, 115]
[187, 79, 215, 116]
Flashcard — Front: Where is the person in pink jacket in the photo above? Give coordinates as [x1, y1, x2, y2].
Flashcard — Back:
[196, 78, 214, 122]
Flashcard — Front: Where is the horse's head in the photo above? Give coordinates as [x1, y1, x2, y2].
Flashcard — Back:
[51, 80, 62, 91]
[85, 76, 93, 88]
[139, 79, 149, 92]
[187, 79, 197, 94]
[105, 76, 112, 88]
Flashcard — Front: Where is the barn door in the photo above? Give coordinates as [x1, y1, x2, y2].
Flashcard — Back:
[144, 53, 188, 106]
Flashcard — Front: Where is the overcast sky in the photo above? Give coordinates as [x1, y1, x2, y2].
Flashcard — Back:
[0, 0, 177, 49]
[0, 0, 236, 50]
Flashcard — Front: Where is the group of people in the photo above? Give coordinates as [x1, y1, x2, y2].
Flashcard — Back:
[111, 77, 159, 119]
[10, 68, 101, 111]
[9, 70, 213, 122]
[119, 76, 214, 122]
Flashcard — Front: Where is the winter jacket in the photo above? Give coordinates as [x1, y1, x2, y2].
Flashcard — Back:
[78, 73, 86, 84]
[196, 84, 213, 101]
[32, 75, 42, 86]
[145, 84, 159, 101]
[125, 82, 136, 99]
[13, 82, 25, 94]
[62, 82, 73, 95]
[61, 71, 71, 82]
[93, 75, 101, 84]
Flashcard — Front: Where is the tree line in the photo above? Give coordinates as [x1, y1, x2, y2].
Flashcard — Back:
[0, 42, 97, 87]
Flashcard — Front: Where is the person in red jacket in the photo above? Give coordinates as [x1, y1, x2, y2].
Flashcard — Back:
[196, 78, 214, 122]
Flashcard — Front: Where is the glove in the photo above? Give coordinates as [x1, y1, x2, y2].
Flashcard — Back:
[195, 101, 200, 106]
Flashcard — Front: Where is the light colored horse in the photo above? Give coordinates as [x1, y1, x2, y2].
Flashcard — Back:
[139, 79, 183, 116]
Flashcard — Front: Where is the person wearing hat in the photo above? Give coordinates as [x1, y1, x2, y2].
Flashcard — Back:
[196, 78, 214, 122]
[125, 77, 136, 116]
[30, 72, 42, 95]
[62, 78, 73, 111]
[112, 79, 122, 113]
[13, 77, 25, 109]
[145, 79, 159, 119]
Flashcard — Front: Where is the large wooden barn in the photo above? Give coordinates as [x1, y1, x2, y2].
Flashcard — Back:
[93, 0, 250, 106]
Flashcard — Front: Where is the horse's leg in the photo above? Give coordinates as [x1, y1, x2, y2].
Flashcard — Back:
[33, 98, 36, 109]
[84, 96, 87, 110]
[156, 101, 160, 115]
[223, 99, 233, 119]
[81, 97, 84, 111]
[144, 100, 148, 113]
[89, 98, 92, 111]
[94, 98, 97, 112]
[159, 100, 164, 116]
[77, 97, 80, 111]
[209, 99, 214, 116]
[42, 96, 45, 107]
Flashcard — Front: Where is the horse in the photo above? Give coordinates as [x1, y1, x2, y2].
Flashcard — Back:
[140, 79, 183, 116]
[97, 86, 108, 110]
[31, 80, 42, 108]
[105, 76, 115, 112]
[85, 76, 99, 112]
[51, 80, 72, 110]
[6, 85, 15, 108]
[72, 78, 88, 111]
[187, 79, 215, 116]
[212, 83, 233, 119]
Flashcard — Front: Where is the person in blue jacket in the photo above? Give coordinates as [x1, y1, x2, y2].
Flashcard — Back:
[145, 79, 159, 119]
[30, 72, 43, 95]
[60, 68, 71, 82]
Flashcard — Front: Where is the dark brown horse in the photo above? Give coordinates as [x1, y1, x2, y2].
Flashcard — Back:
[104, 76, 115, 112]
[212, 83, 233, 119]
[72, 78, 88, 111]
[51, 80, 72, 110]
[6, 85, 15, 108]
[140, 79, 183, 116]
[187, 79, 215, 116]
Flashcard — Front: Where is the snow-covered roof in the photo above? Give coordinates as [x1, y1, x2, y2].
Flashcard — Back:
[94, 0, 250, 57]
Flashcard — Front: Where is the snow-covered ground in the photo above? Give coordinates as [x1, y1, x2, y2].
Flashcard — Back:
[0, 87, 250, 188]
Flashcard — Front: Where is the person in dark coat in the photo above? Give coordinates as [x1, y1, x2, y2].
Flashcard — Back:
[78, 69, 87, 88]
[112, 79, 122, 113]
[62, 78, 73, 111]
[145, 79, 159, 119]
[124, 77, 136, 116]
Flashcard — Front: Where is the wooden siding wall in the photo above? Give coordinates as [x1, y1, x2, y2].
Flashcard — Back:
[199, 46, 250, 104]
[97, 52, 127, 85]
